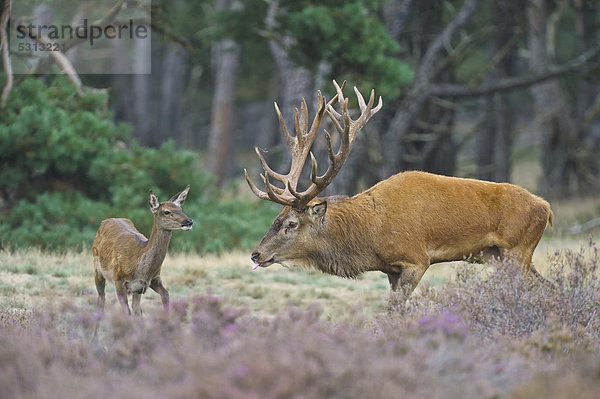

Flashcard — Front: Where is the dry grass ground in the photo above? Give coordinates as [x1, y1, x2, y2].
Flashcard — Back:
[2, 209, 600, 398]
[0, 235, 591, 321]
[2, 163, 597, 319]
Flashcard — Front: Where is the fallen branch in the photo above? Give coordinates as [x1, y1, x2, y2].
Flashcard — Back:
[29, 15, 192, 77]
[381, 0, 483, 177]
[1, 1, 13, 107]
[429, 45, 600, 98]
[27, 31, 82, 92]
[143, 19, 193, 52]
[27, 0, 127, 76]
[568, 217, 600, 234]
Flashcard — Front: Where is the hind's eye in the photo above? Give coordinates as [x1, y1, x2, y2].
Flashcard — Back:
[288, 221, 297, 229]
[164, 210, 171, 215]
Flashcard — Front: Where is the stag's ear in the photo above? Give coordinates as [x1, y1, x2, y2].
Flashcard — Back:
[149, 190, 160, 214]
[169, 185, 190, 207]
[308, 201, 327, 221]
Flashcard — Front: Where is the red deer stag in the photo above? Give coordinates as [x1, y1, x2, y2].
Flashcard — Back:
[93, 186, 193, 315]
[245, 80, 553, 294]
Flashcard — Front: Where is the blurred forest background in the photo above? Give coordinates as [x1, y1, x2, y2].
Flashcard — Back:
[1, 0, 600, 252]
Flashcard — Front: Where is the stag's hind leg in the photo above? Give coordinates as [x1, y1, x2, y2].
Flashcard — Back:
[496, 201, 551, 272]
[504, 213, 549, 273]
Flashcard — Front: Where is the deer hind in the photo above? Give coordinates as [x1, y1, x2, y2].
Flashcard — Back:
[93, 185, 193, 315]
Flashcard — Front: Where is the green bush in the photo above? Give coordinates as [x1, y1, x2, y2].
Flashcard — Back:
[0, 77, 127, 199]
[0, 76, 278, 253]
[0, 191, 110, 250]
[179, 198, 279, 254]
[0, 189, 279, 254]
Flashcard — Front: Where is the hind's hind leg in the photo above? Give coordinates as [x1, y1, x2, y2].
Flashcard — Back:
[93, 266, 106, 342]
[94, 267, 106, 311]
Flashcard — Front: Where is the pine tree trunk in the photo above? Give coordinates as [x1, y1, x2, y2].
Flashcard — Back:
[476, 1, 517, 182]
[527, 0, 577, 196]
[206, 0, 241, 185]
[133, 30, 153, 145]
[206, 37, 240, 184]
[264, 0, 315, 177]
[158, 44, 186, 145]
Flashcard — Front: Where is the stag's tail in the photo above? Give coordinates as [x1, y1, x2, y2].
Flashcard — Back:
[548, 208, 554, 228]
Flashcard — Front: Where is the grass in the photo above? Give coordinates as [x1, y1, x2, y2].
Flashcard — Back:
[1, 194, 600, 398]
[0, 233, 589, 319]
[1, 236, 600, 398]
[0, 248, 394, 319]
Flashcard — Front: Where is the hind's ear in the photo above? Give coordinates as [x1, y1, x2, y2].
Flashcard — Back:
[149, 190, 160, 214]
[169, 185, 190, 207]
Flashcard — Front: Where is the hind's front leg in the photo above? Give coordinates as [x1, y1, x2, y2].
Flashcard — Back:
[115, 281, 131, 315]
[150, 276, 170, 312]
[125, 280, 147, 316]
[94, 268, 106, 311]
[132, 293, 143, 316]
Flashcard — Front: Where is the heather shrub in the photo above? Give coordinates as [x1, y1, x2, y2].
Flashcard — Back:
[0, 296, 536, 399]
[391, 240, 600, 360]
[509, 357, 600, 399]
[1, 243, 599, 398]
[0, 307, 32, 328]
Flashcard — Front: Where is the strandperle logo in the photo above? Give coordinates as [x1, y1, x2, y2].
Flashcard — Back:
[16, 19, 149, 46]
[10, 0, 151, 75]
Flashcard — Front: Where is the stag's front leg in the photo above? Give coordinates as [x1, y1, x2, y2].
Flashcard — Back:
[150, 276, 170, 312]
[387, 272, 401, 291]
[387, 261, 428, 296]
[115, 281, 131, 315]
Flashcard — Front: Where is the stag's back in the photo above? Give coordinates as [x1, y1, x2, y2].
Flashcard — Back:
[366, 171, 552, 261]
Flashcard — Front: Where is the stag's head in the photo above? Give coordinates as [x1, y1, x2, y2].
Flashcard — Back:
[149, 185, 194, 231]
[245, 81, 382, 270]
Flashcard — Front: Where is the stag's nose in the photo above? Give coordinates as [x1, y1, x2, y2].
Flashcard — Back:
[182, 218, 193, 227]
[251, 251, 260, 263]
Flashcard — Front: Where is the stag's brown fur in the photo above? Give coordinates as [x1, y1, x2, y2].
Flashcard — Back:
[252, 171, 553, 293]
[93, 186, 192, 315]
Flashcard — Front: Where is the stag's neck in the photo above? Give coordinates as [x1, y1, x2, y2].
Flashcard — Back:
[309, 197, 380, 278]
[138, 219, 172, 279]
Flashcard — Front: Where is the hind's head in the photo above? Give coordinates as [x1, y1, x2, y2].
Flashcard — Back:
[149, 185, 193, 231]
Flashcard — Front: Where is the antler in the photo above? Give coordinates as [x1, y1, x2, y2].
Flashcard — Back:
[244, 80, 382, 209]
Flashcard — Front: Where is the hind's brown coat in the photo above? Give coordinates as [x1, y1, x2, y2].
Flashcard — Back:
[93, 187, 192, 315]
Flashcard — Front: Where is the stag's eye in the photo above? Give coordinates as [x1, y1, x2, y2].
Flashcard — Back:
[282, 220, 298, 235]
[164, 210, 171, 215]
